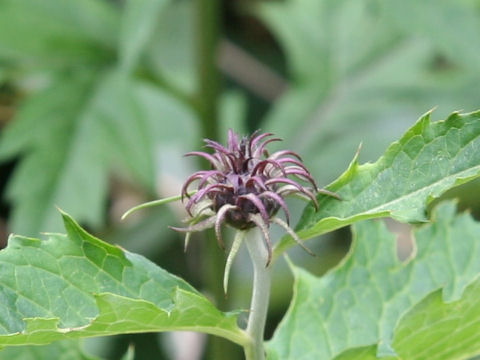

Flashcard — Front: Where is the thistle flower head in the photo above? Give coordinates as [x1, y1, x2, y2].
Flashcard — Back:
[171, 129, 340, 271]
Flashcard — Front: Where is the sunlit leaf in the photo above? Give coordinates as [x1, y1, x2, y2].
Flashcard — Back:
[275, 110, 480, 256]
[0, 212, 247, 348]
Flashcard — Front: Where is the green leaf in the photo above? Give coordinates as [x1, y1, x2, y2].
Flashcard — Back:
[383, 0, 480, 72]
[144, 0, 196, 94]
[257, 0, 480, 187]
[274, 110, 480, 257]
[268, 201, 480, 359]
[119, 0, 169, 72]
[0, 212, 247, 348]
[0, 340, 100, 360]
[0, 71, 109, 236]
[335, 277, 480, 360]
[0, 0, 119, 65]
[0, 69, 198, 236]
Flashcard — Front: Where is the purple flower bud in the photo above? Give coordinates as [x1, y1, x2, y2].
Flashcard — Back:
[172, 129, 339, 263]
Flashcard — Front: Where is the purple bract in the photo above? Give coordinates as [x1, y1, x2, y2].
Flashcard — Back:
[171, 129, 339, 265]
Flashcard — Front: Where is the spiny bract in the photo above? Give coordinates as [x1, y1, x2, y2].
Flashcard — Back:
[171, 129, 339, 266]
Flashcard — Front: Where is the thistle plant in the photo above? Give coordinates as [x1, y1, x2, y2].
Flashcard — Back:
[172, 129, 340, 261]
[1, 111, 480, 360]
[169, 129, 340, 359]
[124, 129, 340, 359]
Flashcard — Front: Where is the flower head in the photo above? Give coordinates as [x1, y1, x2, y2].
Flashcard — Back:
[171, 129, 340, 267]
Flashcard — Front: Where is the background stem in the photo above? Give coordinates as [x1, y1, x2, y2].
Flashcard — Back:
[193, 0, 238, 359]
[195, 0, 220, 142]
[244, 228, 272, 360]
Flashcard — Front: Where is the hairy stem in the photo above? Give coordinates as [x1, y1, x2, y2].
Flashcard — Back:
[244, 228, 272, 360]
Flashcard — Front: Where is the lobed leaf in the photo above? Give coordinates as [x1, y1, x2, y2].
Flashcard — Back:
[0, 70, 197, 236]
[274, 110, 480, 257]
[0, 212, 247, 348]
[268, 202, 480, 359]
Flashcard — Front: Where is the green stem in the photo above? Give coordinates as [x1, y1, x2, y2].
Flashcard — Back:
[244, 228, 272, 360]
[195, 0, 220, 141]
[193, 0, 230, 359]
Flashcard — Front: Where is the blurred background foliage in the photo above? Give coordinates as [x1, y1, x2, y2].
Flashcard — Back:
[0, 0, 479, 359]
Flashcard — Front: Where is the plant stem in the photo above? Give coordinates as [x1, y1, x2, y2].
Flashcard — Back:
[244, 228, 272, 360]
[193, 0, 234, 358]
[195, 0, 220, 141]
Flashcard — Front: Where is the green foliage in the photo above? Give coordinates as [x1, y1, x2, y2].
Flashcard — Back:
[257, 0, 480, 184]
[335, 279, 480, 360]
[119, 0, 169, 73]
[1, 109, 479, 357]
[0, 0, 198, 237]
[1, 0, 480, 359]
[0, 212, 247, 347]
[0, 0, 118, 65]
[0, 70, 196, 236]
[268, 202, 480, 359]
[274, 110, 480, 257]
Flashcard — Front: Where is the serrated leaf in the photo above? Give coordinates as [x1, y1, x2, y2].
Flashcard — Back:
[274, 110, 480, 257]
[0, 340, 100, 360]
[0, 212, 247, 348]
[119, 0, 169, 72]
[268, 201, 480, 359]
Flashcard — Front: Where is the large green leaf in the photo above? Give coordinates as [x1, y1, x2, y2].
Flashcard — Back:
[0, 70, 197, 236]
[268, 202, 480, 359]
[257, 0, 480, 185]
[0, 212, 247, 348]
[0, 340, 100, 360]
[274, 110, 480, 257]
